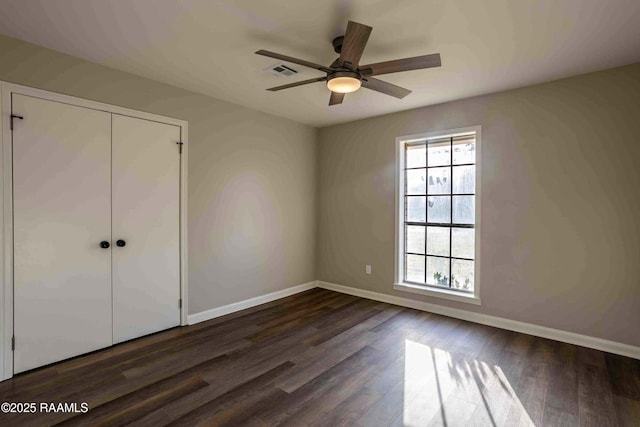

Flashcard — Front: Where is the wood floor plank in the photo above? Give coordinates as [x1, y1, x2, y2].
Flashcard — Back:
[577, 346, 607, 369]
[167, 361, 294, 426]
[520, 336, 555, 382]
[542, 347, 580, 426]
[427, 394, 478, 427]
[613, 396, 640, 427]
[28, 337, 249, 410]
[255, 345, 383, 426]
[302, 304, 383, 346]
[134, 328, 320, 425]
[277, 306, 402, 393]
[368, 308, 416, 334]
[577, 363, 617, 427]
[278, 363, 379, 426]
[0, 289, 636, 427]
[605, 352, 640, 401]
[326, 293, 360, 309]
[504, 374, 547, 426]
[356, 380, 405, 427]
[316, 384, 381, 427]
[412, 312, 462, 349]
[6, 320, 259, 401]
[60, 376, 209, 426]
[60, 353, 229, 426]
[275, 329, 378, 393]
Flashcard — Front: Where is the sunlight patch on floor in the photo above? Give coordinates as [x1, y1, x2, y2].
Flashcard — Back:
[403, 339, 534, 426]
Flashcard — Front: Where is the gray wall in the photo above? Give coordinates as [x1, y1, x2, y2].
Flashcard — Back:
[2, 33, 638, 348]
[318, 63, 640, 347]
[0, 34, 318, 314]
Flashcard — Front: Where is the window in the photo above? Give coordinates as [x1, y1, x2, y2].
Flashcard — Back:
[395, 127, 480, 304]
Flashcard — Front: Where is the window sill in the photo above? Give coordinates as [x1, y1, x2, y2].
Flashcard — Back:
[393, 282, 481, 305]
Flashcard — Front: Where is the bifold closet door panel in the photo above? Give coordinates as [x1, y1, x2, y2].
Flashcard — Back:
[12, 94, 112, 373]
[112, 114, 181, 344]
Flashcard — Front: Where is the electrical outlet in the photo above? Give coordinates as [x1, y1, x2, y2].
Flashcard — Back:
[365, 265, 372, 275]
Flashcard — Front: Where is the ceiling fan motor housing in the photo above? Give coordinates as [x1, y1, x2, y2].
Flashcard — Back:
[328, 70, 361, 81]
[332, 36, 344, 54]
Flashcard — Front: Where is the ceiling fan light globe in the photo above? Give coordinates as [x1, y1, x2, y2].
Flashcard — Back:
[327, 76, 361, 93]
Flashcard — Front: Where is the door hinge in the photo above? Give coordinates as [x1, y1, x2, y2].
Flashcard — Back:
[11, 336, 15, 351]
[176, 141, 184, 154]
[10, 114, 24, 131]
[179, 299, 182, 309]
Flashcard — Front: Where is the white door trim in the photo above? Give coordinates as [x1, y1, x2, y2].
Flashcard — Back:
[0, 81, 189, 381]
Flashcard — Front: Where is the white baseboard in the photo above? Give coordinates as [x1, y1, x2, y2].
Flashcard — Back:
[187, 281, 318, 325]
[317, 281, 640, 360]
[186, 279, 640, 360]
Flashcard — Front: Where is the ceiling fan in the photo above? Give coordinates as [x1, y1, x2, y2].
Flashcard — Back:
[255, 20, 441, 106]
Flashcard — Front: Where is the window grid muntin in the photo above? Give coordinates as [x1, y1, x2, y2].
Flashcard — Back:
[403, 135, 476, 293]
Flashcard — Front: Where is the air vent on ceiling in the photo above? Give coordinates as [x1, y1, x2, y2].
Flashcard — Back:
[266, 63, 298, 77]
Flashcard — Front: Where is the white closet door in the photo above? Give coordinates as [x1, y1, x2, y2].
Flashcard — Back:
[112, 114, 181, 344]
[12, 94, 112, 373]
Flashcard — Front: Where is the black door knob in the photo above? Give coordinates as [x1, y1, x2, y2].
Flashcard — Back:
[116, 239, 126, 247]
[100, 241, 110, 249]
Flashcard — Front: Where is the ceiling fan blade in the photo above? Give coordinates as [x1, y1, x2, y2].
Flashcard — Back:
[329, 92, 345, 105]
[266, 77, 327, 91]
[362, 77, 411, 99]
[359, 53, 441, 76]
[339, 21, 372, 68]
[256, 50, 334, 73]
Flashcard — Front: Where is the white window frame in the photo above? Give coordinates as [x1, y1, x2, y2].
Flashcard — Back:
[394, 126, 481, 305]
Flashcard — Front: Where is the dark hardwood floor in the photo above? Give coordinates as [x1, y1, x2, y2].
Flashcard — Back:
[0, 288, 638, 426]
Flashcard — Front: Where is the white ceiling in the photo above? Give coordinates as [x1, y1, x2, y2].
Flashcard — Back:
[1, 0, 639, 127]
